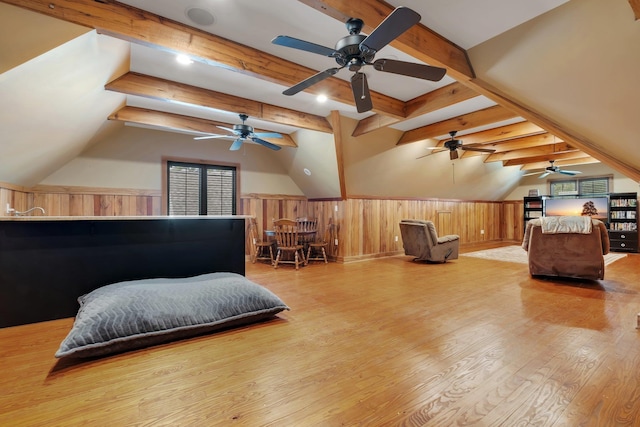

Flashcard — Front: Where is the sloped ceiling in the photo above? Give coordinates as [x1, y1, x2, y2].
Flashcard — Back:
[0, 0, 639, 200]
[469, 0, 640, 176]
[0, 3, 129, 186]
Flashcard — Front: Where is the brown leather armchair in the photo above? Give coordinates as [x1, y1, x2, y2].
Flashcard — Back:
[522, 217, 610, 280]
[399, 219, 459, 263]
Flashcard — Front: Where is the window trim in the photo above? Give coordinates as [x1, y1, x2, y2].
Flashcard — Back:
[161, 156, 241, 216]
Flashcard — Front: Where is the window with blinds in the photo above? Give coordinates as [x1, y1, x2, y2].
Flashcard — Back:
[168, 161, 237, 215]
[549, 176, 610, 197]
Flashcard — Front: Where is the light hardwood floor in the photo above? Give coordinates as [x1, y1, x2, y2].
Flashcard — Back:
[1, 244, 640, 426]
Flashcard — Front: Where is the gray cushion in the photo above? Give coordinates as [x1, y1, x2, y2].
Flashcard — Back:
[55, 272, 289, 358]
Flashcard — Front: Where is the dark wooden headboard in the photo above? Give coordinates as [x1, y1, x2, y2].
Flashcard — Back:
[0, 217, 246, 328]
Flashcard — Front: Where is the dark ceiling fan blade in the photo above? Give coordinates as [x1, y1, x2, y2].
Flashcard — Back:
[359, 7, 421, 55]
[194, 134, 233, 140]
[251, 137, 282, 151]
[229, 138, 244, 151]
[283, 67, 342, 96]
[351, 72, 373, 113]
[460, 146, 496, 153]
[252, 132, 282, 139]
[373, 58, 446, 81]
[271, 35, 338, 57]
[449, 150, 459, 160]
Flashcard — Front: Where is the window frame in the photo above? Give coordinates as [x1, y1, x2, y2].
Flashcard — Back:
[162, 157, 240, 216]
[548, 174, 612, 197]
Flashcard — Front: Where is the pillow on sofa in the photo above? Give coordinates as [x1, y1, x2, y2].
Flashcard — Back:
[55, 272, 289, 359]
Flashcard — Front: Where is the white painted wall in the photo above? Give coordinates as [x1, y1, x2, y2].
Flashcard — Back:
[341, 116, 524, 200]
[277, 128, 341, 199]
[40, 125, 304, 195]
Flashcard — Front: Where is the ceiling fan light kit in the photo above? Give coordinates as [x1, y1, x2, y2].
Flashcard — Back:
[417, 130, 496, 160]
[194, 113, 282, 151]
[272, 7, 447, 113]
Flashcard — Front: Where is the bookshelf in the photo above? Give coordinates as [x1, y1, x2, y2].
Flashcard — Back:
[608, 192, 638, 252]
[523, 196, 543, 229]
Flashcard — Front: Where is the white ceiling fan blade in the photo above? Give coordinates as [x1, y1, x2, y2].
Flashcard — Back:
[538, 171, 552, 179]
[217, 125, 236, 133]
[229, 138, 244, 151]
[194, 134, 233, 140]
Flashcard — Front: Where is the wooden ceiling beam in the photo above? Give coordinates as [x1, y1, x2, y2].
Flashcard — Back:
[397, 105, 519, 145]
[459, 133, 563, 158]
[352, 82, 477, 137]
[108, 107, 298, 147]
[500, 151, 588, 166]
[405, 83, 479, 118]
[629, 0, 640, 20]
[484, 143, 574, 162]
[330, 111, 347, 200]
[451, 122, 545, 145]
[106, 72, 332, 134]
[3, 0, 405, 118]
[473, 133, 563, 153]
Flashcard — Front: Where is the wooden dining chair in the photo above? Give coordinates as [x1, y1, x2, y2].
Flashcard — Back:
[273, 218, 307, 270]
[248, 217, 275, 264]
[296, 217, 318, 248]
[307, 223, 332, 263]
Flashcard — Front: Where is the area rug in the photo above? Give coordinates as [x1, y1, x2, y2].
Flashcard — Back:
[462, 245, 627, 266]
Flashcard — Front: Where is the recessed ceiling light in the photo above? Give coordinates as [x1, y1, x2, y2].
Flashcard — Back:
[185, 7, 215, 26]
[304, 168, 312, 176]
[176, 54, 193, 65]
[316, 94, 328, 103]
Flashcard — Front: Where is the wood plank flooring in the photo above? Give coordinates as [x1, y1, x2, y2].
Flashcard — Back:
[1, 244, 640, 426]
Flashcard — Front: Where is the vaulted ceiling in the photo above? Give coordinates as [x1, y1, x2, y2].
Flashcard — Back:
[1, 0, 639, 198]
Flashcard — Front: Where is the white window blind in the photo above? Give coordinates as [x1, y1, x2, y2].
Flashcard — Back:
[550, 176, 609, 197]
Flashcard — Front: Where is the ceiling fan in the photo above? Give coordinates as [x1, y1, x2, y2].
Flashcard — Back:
[194, 114, 282, 151]
[524, 160, 582, 178]
[271, 7, 447, 113]
[417, 131, 496, 160]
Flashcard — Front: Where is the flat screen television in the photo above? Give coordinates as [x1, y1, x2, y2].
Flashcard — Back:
[543, 196, 609, 222]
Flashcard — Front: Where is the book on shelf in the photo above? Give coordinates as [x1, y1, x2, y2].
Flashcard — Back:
[611, 198, 638, 207]
[611, 222, 638, 231]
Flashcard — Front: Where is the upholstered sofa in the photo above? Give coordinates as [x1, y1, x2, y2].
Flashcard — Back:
[522, 216, 610, 280]
[399, 219, 459, 263]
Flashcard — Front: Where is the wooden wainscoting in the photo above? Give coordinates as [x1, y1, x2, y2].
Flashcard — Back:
[1, 183, 524, 262]
[0, 184, 161, 217]
[242, 196, 518, 263]
[503, 200, 525, 241]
